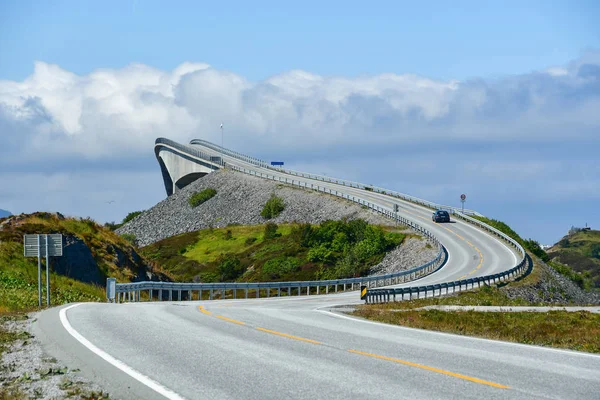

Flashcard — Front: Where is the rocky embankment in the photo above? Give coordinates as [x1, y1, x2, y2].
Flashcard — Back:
[502, 258, 600, 305]
[119, 169, 399, 247]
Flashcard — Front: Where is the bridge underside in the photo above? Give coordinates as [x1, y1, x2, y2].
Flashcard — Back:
[155, 146, 220, 196]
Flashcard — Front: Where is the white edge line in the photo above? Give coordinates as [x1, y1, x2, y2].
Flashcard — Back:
[316, 308, 600, 359]
[59, 303, 187, 400]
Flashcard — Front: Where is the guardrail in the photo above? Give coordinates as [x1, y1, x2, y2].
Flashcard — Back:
[189, 139, 482, 216]
[108, 165, 448, 303]
[155, 138, 225, 168]
[363, 212, 528, 303]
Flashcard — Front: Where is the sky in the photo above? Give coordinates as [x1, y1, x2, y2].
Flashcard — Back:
[0, 0, 599, 245]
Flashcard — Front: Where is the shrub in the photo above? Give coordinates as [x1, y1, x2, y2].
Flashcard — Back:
[217, 255, 245, 281]
[261, 193, 285, 219]
[263, 222, 280, 240]
[245, 237, 257, 246]
[262, 257, 301, 279]
[122, 211, 143, 224]
[120, 233, 137, 245]
[225, 230, 233, 240]
[189, 188, 217, 208]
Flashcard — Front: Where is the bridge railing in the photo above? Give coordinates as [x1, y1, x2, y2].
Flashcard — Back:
[109, 165, 448, 303]
[156, 138, 225, 168]
[189, 139, 482, 216]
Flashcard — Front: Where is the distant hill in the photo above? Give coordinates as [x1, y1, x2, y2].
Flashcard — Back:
[0, 209, 11, 218]
[548, 229, 600, 289]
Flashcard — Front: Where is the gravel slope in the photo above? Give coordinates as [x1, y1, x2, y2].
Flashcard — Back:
[118, 169, 400, 247]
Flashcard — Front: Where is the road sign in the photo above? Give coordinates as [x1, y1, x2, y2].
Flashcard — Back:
[460, 194, 466, 201]
[270, 161, 284, 166]
[23, 234, 63, 307]
[393, 204, 399, 213]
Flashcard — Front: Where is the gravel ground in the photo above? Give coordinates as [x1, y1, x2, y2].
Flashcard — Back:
[370, 237, 439, 275]
[0, 314, 110, 399]
[117, 169, 397, 247]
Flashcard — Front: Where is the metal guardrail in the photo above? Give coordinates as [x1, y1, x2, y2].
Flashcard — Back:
[189, 139, 483, 216]
[110, 139, 526, 304]
[109, 164, 448, 303]
[363, 212, 528, 303]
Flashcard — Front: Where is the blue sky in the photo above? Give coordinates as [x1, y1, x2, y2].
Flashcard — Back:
[0, 0, 599, 245]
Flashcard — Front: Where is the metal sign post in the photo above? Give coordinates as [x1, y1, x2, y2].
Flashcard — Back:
[24, 234, 63, 307]
[460, 194, 466, 213]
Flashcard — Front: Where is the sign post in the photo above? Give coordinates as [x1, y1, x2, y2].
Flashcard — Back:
[460, 194, 466, 213]
[24, 234, 63, 307]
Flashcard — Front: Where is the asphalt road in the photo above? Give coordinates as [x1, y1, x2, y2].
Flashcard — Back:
[35, 299, 600, 399]
[33, 142, 600, 399]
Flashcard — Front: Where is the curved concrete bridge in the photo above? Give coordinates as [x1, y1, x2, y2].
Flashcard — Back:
[154, 138, 223, 196]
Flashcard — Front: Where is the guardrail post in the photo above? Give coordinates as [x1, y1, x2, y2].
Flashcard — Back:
[188, 290, 192, 301]
[317, 285, 320, 295]
[148, 289, 152, 301]
[178, 290, 182, 301]
[277, 287, 280, 297]
[335, 284, 338, 293]
[256, 288, 260, 298]
[326, 285, 329, 294]
[307, 286, 310, 295]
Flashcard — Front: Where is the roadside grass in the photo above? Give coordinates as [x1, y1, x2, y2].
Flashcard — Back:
[351, 306, 600, 353]
[0, 242, 104, 312]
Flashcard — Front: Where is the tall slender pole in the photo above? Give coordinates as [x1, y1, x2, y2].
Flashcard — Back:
[37, 234, 42, 307]
[45, 234, 50, 306]
[220, 123, 224, 166]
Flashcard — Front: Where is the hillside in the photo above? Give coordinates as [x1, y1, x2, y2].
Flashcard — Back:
[117, 169, 400, 247]
[548, 229, 600, 289]
[0, 209, 10, 218]
[141, 221, 437, 283]
[0, 212, 170, 311]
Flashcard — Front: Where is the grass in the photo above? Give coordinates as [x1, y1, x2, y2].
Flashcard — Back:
[0, 212, 167, 312]
[352, 307, 600, 353]
[189, 188, 217, 208]
[141, 221, 407, 283]
[184, 224, 294, 263]
[548, 229, 600, 289]
[0, 241, 105, 312]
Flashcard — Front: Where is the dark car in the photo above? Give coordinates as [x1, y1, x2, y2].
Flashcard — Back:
[432, 210, 450, 223]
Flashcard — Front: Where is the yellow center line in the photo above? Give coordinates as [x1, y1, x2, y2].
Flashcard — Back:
[197, 306, 212, 315]
[216, 315, 246, 325]
[256, 327, 322, 345]
[348, 350, 509, 389]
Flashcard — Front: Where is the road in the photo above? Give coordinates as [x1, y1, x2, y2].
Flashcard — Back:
[33, 141, 600, 399]
[35, 298, 600, 399]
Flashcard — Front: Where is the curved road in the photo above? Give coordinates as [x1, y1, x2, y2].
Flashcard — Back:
[34, 141, 600, 399]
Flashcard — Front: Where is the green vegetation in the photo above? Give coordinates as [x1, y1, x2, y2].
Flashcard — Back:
[472, 216, 549, 261]
[105, 210, 144, 230]
[472, 215, 598, 289]
[141, 219, 406, 283]
[0, 212, 167, 312]
[548, 229, 600, 289]
[121, 233, 137, 245]
[353, 286, 600, 353]
[188, 188, 217, 207]
[261, 193, 285, 219]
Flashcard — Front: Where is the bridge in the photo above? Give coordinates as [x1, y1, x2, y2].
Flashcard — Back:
[34, 137, 599, 399]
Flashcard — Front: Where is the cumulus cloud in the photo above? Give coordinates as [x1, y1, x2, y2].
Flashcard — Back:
[0, 51, 599, 242]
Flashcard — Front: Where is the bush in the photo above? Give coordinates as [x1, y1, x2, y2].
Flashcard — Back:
[261, 193, 285, 219]
[245, 237, 257, 246]
[262, 257, 301, 279]
[225, 230, 233, 240]
[189, 188, 217, 208]
[120, 233, 137, 245]
[217, 255, 245, 281]
[263, 222, 280, 240]
[122, 211, 143, 224]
